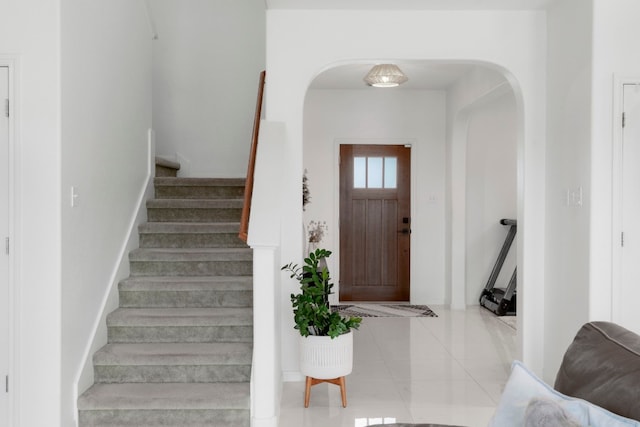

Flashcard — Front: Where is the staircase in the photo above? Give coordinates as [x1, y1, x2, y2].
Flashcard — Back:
[78, 163, 253, 426]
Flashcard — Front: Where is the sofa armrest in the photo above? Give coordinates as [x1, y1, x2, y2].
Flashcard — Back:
[554, 321, 640, 421]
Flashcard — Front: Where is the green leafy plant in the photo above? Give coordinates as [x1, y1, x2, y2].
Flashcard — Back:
[282, 248, 362, 339]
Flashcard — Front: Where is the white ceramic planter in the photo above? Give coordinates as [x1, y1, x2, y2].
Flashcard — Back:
[299, 331, 353, 379]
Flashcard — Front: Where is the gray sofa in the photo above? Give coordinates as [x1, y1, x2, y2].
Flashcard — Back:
[368, 321, 640, 427]
[554, 321, 640, 421]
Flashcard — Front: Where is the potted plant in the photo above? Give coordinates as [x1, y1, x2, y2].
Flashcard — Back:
[282, 248, 362, 407]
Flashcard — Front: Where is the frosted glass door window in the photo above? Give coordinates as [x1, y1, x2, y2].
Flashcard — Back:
[353, 156, 397, 189]
[354, 157, 367, 188]
[384, 157, 397, 188]
[368, 157, 383, 188]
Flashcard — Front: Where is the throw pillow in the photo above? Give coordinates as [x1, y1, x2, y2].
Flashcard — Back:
[524, 397, 581, 427]
[488, 361, 640, 427]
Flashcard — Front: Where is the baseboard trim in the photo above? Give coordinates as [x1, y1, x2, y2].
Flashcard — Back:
[282, 370, 305, 382]
[252, 415, 279, 427]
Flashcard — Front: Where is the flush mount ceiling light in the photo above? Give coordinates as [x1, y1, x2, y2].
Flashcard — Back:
[363, 64, 408, 88]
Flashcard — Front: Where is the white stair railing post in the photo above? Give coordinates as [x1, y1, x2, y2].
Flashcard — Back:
[247, 121, 285, 427]
[250, 246, 279, 427]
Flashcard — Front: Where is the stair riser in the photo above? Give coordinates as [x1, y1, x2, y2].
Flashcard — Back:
[147, 208, 242, 223]
[94, 365, 251, 384]
[155, 186, 245, 200]
[140, 233, 246, 248]
[108, 326, 253, 343]
[78, 409, 249, 427]
[119, 291, 252, 308]
[155, 166, 178, 178]
[129, 261, 253, 277]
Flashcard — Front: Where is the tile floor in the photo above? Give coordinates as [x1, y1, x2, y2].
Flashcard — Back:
[278, 305, 518, 427]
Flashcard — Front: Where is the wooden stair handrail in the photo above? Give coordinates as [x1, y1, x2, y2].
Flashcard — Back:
[239, 70, 266, 242]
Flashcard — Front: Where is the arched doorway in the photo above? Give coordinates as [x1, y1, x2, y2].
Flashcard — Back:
[302, 61, 520, 322]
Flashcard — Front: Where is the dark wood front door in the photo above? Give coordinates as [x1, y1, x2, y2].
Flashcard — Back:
[339, 144, 410, 301]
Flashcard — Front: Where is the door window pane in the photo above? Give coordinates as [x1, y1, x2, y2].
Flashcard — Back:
[354, 155, 399, 189]
[354, 157, 366, 188]
[384, 157, 397, 188]
[368, 157, 383, 188]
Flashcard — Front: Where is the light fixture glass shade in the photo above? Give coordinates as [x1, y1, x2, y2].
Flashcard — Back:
[363, 64, 408, 88]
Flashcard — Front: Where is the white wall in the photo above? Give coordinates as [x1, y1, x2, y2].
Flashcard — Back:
[465, 91, 517, 306]
[303, 88, 446, 305]
[0, 1, 62, 425]
[267, 9, 547, 378]
[544, 0, 592, 382]
[60, 1, 153, 425]
[591, 0, 640, 331]
[445, 66, 512, 309]
[150, 0, 265, 178]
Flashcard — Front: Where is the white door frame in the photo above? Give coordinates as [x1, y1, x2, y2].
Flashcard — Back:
[611, 75, 640, 324]
[0, 56, 17, 427]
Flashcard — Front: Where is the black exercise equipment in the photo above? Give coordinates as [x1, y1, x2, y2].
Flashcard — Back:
[479, 218, 517, 316]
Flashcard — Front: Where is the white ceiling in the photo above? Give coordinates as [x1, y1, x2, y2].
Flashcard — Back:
[309, 62, 479, 91]
[267, 0, 555, 10]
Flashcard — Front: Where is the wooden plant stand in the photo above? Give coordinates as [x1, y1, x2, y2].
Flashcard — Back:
[304, 376, 347, 408]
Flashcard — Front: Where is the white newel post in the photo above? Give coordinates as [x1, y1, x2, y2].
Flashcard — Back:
[250, 246, 279, 427]
[247, 121, 285, 427]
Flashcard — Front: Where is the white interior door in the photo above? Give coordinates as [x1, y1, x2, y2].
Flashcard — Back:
[0, 66, 9, 423]
[620, 83, 640, 334]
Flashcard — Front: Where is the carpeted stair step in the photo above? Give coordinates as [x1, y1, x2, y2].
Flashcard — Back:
[78, 176, 253, 426]
[129, 248, 252, 277]
[77, 382, 249, 427]
[119, 276, 253, 308]
[139, 222, 245, 248]
[154, 177, 245, 200]
[93, 342, 252, 383]
[146, 199, 243, 223]
[106, 308, 253, 343]
[155, 157, 181, 178]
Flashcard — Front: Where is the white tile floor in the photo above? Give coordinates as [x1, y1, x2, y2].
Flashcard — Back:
[278, 305, 518, 427]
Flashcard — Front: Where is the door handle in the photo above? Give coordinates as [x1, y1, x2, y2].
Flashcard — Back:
[398, 228, 411, 234]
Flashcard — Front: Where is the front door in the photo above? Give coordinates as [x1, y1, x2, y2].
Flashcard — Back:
[339, 144, 410, 301]
[0, 66, 9, 423]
